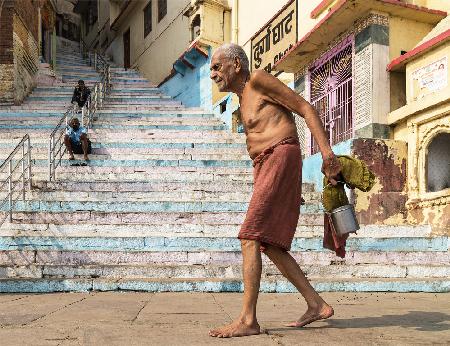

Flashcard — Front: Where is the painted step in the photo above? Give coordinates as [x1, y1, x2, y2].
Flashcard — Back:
[0, 131, 245, 141]
[2, 246, 447, 268]
[0, 200, 321, 214]
[1, 262, 449, 281]
[8, 151, 249, 161]
[87, 117, 223, 125]
[23, 190, 315, 203]
[0, 224, 432, 239]
[1, 168, 254, 181]
[0, 277, 448, 293]
[0, 130, 242, 139]
[6, 211, 324, 226]
[110, 88, 160, 93]
[0, 123, 228, 131]
[19, 190, 320, 205]
[0, 112, 63, 117]
[0, 231, 446, 252]
[0, 145, 248, 156]
[33, 180, 260, 193]
[0, 140, 245, 148]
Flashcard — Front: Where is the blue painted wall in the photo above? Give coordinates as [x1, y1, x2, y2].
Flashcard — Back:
[302, 139, 353, 192]
[160, 47, 212, 111]
[212, 93, 235, 130]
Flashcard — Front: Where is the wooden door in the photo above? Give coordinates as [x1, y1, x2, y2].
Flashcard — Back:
[123, 29, 130, 69]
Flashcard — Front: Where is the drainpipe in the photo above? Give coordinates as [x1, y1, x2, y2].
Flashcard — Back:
[38, 7, 42, 61]
[232, 0, 238, 43]
[52, 28, 57, 71]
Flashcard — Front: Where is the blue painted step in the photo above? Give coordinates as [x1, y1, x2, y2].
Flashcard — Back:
[0, 235, 446, 252]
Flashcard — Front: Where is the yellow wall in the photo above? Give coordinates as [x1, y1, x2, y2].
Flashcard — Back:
[389, 16, 433, 61]
[109, 0, 191, 84]
[406, 44, 450, 103]
[388, 29, 450, 234]
[424, 0, 450, 12]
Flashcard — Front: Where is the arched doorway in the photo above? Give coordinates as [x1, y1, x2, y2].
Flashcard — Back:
[426, 132, 450, 192]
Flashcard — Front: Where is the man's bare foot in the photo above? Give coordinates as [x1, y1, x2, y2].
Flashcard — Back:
[209, 319, 260, 338]
[68, 155, 75, 160]
[286, 304, 334, 328]
[83, 155, 89, 161]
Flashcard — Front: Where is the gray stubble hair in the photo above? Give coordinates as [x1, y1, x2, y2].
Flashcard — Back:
[216, 43, 250, 74]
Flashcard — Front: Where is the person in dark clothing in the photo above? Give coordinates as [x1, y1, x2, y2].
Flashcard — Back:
[71, 80, 91, 108]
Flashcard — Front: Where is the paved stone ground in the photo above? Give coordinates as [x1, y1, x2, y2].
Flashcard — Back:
[0, 292, 448, 345]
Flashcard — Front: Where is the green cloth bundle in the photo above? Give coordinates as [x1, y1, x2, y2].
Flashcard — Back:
[322, 155, 376, 212]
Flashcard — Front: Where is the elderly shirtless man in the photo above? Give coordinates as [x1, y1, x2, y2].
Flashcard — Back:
[208, 44, 342, 338]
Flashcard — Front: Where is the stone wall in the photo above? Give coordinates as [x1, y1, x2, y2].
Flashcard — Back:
[13, 12, 39, 104]
[352, 138, 408, 225]
[0, 0, 39, 105]
[0, 0, 15, 104]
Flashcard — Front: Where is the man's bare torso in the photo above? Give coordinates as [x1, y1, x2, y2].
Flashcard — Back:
[240, 72, 299, 160]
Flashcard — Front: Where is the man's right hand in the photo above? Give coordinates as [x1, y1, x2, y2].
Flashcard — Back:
[321, 154, 342, 186]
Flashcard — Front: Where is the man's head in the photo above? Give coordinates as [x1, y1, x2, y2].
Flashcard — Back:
[77, 80, 85, 89]
[70, 118, 81, 131]
[210, 43, 249, 92]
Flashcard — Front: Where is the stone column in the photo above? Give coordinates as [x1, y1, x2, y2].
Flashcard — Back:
[354, 12, 391, 139]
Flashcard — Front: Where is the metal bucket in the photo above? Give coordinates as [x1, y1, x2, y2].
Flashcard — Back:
[329, 204, 359, 236]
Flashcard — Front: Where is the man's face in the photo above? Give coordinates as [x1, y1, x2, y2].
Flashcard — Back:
[210, 51, 237, 92]
[78, 82, 85, 90]
[71, 119, 80, 130]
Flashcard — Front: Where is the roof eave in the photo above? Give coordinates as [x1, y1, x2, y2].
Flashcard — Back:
[387, 28, 450, 72]
[275, 0, 446, 73]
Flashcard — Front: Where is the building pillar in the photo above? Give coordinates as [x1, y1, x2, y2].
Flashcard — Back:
[354, 13, 391, 138]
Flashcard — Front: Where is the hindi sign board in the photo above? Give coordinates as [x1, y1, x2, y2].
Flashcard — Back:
[411, 56, 448, 100]
[250, 0, 297, 75]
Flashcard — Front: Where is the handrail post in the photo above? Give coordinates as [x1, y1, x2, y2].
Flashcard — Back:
[48, 138, 52, 182]
[21, 144, 25, 201]
[8, 160, 12, 223]
[50, 136, 55, 181]
[27, 137, 32, 189]
[94, 52, 97, 71]
[81, 106, 85, 127]
[98, 83, 103, 108]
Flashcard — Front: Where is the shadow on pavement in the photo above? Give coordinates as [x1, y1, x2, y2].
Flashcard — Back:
[266, 311, 450, 333]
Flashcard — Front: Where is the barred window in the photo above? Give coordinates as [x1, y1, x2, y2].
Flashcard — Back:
[309, 40, 353, 155]
[144, 1, 152, 37]
[158, 0, 167, 22]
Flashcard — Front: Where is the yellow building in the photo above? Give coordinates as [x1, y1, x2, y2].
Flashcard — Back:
[278, 0, 448, 232]
[388, 15, 450, 234]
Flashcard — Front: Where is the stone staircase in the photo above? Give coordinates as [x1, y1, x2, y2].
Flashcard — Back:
[0, 43, 448, 293]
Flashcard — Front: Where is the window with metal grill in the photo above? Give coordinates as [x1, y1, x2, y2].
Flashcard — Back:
[158, 0, 167, 22]
[309, 38, 353, 155]
[144, 1, 152, 37]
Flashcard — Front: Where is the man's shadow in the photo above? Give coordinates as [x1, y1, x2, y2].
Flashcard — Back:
[266, 311, 450, 333]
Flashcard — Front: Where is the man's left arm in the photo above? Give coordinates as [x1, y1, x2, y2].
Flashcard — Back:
[71, 87, 78, 103]
[250, 70, 341, 183]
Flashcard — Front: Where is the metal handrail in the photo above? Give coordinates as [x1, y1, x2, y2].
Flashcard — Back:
[0, 135, 32, 225]
[48, 107, 76, 181]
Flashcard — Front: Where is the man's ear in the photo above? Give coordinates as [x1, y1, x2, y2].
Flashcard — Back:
[234, 57, 241, 73]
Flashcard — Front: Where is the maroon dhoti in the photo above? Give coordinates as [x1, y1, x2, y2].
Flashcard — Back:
[238, 137, 302, 251]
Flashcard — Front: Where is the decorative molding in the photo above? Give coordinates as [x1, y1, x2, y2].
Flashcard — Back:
[406, 193, 450, 210]
[418, 124, 450, 151]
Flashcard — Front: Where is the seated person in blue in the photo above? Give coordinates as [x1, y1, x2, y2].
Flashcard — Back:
[64, 118, 91, 161]
[71, 80, 91, 108]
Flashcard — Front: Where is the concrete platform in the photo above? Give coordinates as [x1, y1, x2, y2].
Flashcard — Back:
[0, 292, 448, 345]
